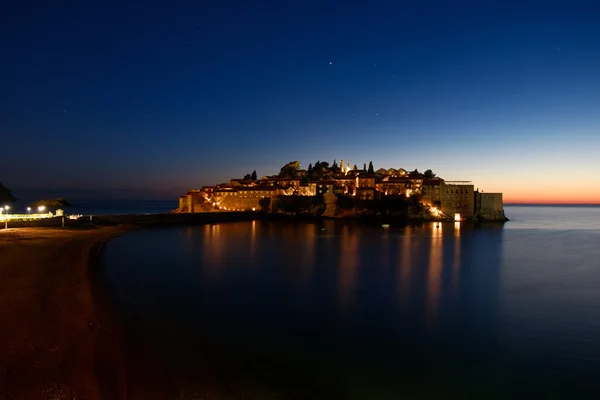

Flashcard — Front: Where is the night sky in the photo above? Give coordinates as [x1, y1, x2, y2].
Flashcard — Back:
[1, 0, 599, 203]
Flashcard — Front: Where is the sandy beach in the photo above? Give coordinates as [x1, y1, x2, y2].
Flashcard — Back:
[0, 225, 156, 400]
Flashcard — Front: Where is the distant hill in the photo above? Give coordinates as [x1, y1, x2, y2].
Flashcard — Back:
[28, 198, 73, 208]
[0, 182, 17, 203]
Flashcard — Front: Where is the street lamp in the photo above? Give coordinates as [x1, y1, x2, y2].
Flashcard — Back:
[3, 205, 9, 229]
[27, 207, 31, 213]
[38, 205, 46, 213]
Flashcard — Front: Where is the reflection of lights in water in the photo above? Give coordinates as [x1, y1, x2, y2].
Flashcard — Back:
[432, 221, 443, 237]
[452, 223, 461, 294]
[301, 224, 317, 282]
[338, 225, 359, 312]
[426, 222, 443, 329]
[399, 225, 412, 307]
[250, 220, 257, 257]
[202, 224, 224, 275]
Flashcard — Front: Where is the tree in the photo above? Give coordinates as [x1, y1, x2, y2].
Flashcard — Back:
[258, 197, 271, 211]
[307, 163, 313, 179]
[353, 164, 358, 171]
[363, 163, 367, 171]
[251, 170, 257, 180]
[243, 173, 252, 180]
[423, 169, 436, 179]
[368, 161, 374, 175]
[331, 159, 340, 173]
[0, 182, 17, 203]
[279, 161, 300, 178]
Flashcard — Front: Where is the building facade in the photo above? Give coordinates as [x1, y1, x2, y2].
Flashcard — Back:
[440, 181, 475, 219]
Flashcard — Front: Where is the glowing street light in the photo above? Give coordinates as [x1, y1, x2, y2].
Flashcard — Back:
[38, 205, 46, 213]
[3, 205, 8, 229]
[27, 207, 31, 213]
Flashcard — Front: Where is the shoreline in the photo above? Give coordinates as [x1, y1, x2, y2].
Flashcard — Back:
[88, 226, 173, 400]
[0, 225, 166, 400]
[0, 215, 258, 400]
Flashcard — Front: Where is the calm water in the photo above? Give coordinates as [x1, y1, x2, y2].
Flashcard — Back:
[102, 205, 600, 399]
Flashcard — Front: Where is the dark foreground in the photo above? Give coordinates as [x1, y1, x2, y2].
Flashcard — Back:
[0, 225, 173, 400]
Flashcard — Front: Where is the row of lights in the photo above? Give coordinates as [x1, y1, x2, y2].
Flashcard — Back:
[0, 206, 46, 213]
[1, 205, 47, 215]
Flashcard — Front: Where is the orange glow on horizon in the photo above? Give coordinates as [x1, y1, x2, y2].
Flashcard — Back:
[475, 174, 600, 205]
[504, 196, 600, 205]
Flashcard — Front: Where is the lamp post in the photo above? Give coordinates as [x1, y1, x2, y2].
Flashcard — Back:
[27, 207, 31, 214]
[38, 205, 45, 214]
[4, 205, 9, 229]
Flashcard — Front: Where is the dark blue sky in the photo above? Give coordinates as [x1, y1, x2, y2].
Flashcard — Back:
[2, 0, 599, 202]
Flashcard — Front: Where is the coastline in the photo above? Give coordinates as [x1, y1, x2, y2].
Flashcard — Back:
[0, 225, 168, 400]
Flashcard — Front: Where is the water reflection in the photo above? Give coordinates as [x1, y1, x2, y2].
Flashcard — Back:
[250, 220, 256, 258]
[338, 225, 359, 311]
[202, 224, 224, 277]
[398, 225, 413, 309]
[452, 222, 461, 293]
[426, 222, 443, 329]
[102, 220, 517, 398]
[300, 223, 316, 283]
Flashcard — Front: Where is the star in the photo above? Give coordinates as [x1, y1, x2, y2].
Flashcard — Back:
[329, 61, 332, 65]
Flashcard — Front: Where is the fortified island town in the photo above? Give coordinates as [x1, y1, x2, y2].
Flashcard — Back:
[176, 159, 507, 222]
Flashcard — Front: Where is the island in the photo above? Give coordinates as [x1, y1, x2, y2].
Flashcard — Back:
[175, 159, 507, 222]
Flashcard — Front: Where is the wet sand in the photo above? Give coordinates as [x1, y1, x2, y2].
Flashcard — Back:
[0, 225, 167, 400]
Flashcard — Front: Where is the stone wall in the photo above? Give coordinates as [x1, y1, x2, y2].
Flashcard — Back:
[217, 196, 262, 211]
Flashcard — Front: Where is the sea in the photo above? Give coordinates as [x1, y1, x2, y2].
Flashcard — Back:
[100, 205, 600, 399]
